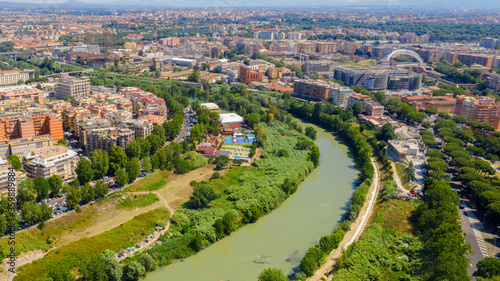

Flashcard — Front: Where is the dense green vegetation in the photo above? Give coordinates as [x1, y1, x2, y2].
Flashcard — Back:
[14, 209, 169, 281]
[144, 121, 316, 267]
[277, 15, 500, 41]
[434, 57, 482, 84]
[334, 224, 423, 280]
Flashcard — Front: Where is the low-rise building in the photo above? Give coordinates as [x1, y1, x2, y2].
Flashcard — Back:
[139, 115, 167, 126]
[387, 139, 424, 162]
[401, 95, 457, 115]
[22, 145, 78, 181]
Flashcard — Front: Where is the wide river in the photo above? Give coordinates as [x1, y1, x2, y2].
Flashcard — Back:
[144, 119, 358, 281]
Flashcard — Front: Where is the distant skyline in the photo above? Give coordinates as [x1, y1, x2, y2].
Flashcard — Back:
[1, 0, 500, 10]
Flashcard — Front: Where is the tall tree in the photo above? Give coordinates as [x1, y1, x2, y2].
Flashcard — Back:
[141, 156, 152, 171]
[147, 134, 163, 155]
[109, 146, 127, 173]
[76, 158, 93, 185]
[126, 158, 141, 181]
[90, 149, 109, 179]
[33, 177, 50, 200]
[135, 137, 151, 159]
[17, 179, 36, 204]
[48, 174, 63, 197]
[65, 185, 81, 210]
[351, 101, 363, 116]
[125, 140, 141, 160]
[8, 155, 22, 170]
[94, 180, 109, 198]
[115, 168, 128, 187]
[81, 183, 95, 203]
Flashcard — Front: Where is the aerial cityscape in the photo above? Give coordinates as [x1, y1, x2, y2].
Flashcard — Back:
[0, 1, 499, 281]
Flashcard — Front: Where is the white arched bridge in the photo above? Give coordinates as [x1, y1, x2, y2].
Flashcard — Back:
[383, 49, 424, 64]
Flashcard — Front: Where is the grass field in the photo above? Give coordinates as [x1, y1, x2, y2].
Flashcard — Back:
[14, 209, 170, 281]
[117, 193, 159, 209]
[395, 162, 411, 190]
[125, 170, 169, 192]
[374, 199, 420, 236]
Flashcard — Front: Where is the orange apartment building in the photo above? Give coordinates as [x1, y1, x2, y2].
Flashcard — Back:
[0, 86, 44, 104]
[293, 79, 339, 101]
[0, 114, 63, 141]
[239, 65, 263, 84]
[446, 52, 496, 68]
[455, 96, 500, 128]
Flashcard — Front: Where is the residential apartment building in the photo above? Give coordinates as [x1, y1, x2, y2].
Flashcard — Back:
[0, 158, 26, 197]
[304, 61, 335, 74]
[0, 86, 44, 104]
[293, 80, 339, 101]
[365, 102, 385, 118]
[330, 87, 354, 107]
[55, 76, 91, 99]
[0, 135, 54, 159]
[0, 113, 63, 141]
[446, 52, 496, 68]
[114, 119, 153, 139]
[85, 127, 135, 152]
[75, 117, 111, 147]
[0, 70, 35, 86]
[347, 93, 372, 108]
[480, 38, 500, 49]
[62, 107, 92, 130]
[455, 96, 500, 127]
[239, 65, 263, 84]
[22, 145, 78, 181]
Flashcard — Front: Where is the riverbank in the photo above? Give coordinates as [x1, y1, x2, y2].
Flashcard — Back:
[307, 158, 380, 281]
[143, 119, 357, 281]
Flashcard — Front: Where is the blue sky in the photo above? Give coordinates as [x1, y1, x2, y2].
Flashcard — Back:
[3, 0, 500, 9]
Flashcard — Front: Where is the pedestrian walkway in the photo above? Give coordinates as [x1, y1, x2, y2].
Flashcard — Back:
[465, 204, 488, 258]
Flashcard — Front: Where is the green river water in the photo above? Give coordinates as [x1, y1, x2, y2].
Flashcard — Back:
[143, 120, 358, 281]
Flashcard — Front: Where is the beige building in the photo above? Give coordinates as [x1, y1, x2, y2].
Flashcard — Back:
[0, 70, 34, 86]
[0, 157, 27, 197]
[55, 76, 91, 99]
[22, 145, 79, 181]
[0, 135, 54, 159]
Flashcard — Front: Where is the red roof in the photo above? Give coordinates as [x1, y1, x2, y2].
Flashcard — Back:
[197, 146, 216, 152]
[228, 123, 241, 129]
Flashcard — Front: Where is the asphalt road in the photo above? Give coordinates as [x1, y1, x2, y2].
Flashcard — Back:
[175, 115, 190, 143]
[450, 180, 485, 276]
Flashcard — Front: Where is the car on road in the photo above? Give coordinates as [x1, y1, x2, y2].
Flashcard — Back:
[460, 203, 465, 209]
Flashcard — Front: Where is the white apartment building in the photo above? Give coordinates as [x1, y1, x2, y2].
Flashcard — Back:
[22, 145, 79, 182]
